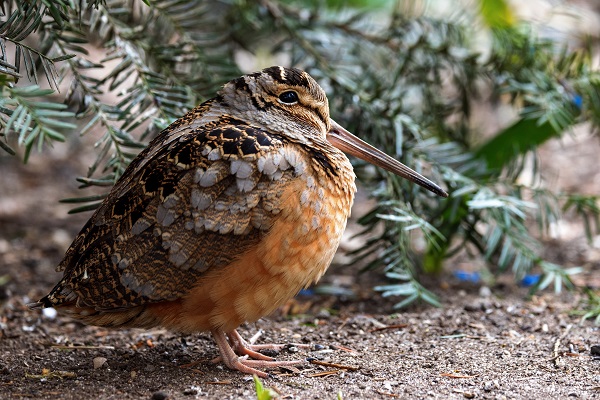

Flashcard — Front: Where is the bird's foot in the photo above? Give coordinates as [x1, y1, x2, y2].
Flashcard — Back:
[211, 329, 304, 377]
[227, 329, 287, 360]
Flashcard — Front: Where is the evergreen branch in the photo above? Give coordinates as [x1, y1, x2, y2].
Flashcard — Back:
[0, 85, 75, 161]
[44, 16, 140, 184]
[38, 0, 238, 208]
[0, 1, 70, 89]
[562, 194, 600, 242]
[573, 289, 600, 325]
[375, 275, 441, 308]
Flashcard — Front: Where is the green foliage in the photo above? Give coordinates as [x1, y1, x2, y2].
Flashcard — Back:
[0, 85, 76, 161]
[375, 272, 441, 308]
[475, 117, 573, 171]
[253, 375, 278, 400]
[1, 0, 239, 184]
[1, 0, 599, 310]
[478, 0, 515, 29]
[570, 289, 600, 325]
[563, 194, 600, 243]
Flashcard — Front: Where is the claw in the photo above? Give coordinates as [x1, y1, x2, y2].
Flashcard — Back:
[211, 329, 304, 377]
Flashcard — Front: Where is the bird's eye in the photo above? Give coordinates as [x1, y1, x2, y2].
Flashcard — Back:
[278, 91, 299, 105]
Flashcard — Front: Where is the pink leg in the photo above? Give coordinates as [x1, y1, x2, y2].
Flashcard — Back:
[211, 329, 304, 377]
[226, 329, 286, 360]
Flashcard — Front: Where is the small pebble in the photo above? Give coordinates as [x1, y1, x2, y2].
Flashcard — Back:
[591, 345, 600, 356]
[569, 343, 577, 353]
[0, 239, 9, 253]
[287, 346, 299, 353]
[483, 380, 499, 392]
[145, 364, 156, 372]
[463, 391, 475, 399]
[479, 286, 492, 298]
[259, 349, 278, 357]
[42, 307, 57, 320]
[183, 387, 198, 396]
[151, 391, 169, 400]
[93, 357, 107, 369]
[317, 309, 331, 318]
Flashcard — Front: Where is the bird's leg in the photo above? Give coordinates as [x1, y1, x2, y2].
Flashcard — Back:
[211, 329, 304, 378]
[226, 329, 285, 359]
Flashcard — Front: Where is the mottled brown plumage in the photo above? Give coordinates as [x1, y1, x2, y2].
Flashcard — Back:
[30, 66, 447, 377]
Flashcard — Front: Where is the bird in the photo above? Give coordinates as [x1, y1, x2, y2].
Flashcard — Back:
[30, 66, 448, 377]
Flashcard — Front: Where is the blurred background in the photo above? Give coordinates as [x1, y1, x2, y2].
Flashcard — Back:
[1, 0, 599, 319]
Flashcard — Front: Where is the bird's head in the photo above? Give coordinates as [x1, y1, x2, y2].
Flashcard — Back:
[219, 66, 448, 198]
[219, 66, 331, 137]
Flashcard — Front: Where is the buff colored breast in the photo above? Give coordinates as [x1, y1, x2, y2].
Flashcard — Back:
[147, 148, 356, 334]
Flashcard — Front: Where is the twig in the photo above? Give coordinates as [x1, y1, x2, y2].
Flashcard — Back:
[440, 373, 479, 379]
[51, 345, 115, 350]
[309, 359, 359, 371]
[330, 344, 358, 353]
[278, 365, 302, 374]
[270, 385, 284, 396]
[439, 334, 466, 339]
[307, 370, 342, 377]
[369, 324, 408, 333]
[552, 324, 573, 368]
[26, 371, 77, 379]
[337, 317, 350, 332]
[249, 330, 263, 345]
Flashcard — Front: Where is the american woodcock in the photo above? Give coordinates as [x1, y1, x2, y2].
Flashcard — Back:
[30, 66, 448, 377]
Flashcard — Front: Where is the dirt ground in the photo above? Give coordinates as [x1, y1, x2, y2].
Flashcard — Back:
[0, 123, 599, 400]
[2, 287, 600, 400]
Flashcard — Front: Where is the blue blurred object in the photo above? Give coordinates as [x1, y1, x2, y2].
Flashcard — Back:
[520, 274, 541, 287]
[297, 288, 314, 296]
[453, 270, 481, 283]
[572, 94, 583, 110]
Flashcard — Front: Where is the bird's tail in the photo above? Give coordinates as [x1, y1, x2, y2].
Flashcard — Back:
[27, 296, 54, 310]
[27, 281, 74, 310]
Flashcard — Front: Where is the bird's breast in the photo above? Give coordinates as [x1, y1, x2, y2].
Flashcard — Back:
[259, 158, 356, 288]
[172, 146, 357, 333]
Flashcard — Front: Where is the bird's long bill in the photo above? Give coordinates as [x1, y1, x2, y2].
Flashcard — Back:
[327, 120, 448, 198]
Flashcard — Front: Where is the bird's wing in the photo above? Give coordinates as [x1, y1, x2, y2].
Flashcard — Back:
[47, 114, 300, 310]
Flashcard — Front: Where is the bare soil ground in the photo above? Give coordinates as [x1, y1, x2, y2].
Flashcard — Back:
[1, 130, 600, 400]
